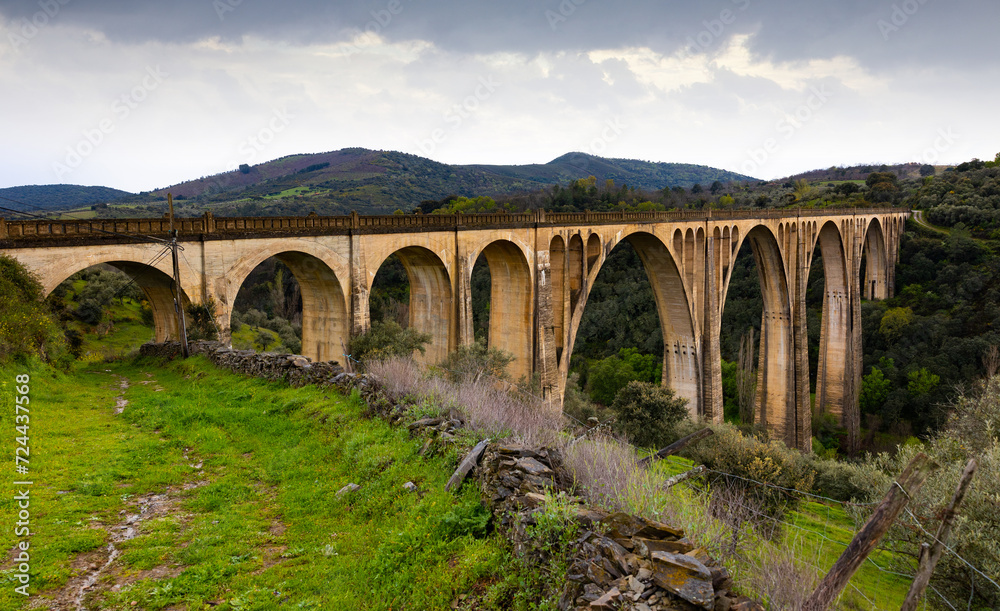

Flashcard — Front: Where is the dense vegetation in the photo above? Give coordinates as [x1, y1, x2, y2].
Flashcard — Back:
[0, 184, 131, 212]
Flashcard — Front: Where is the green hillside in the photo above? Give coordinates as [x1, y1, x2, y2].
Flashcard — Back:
[0, 184, 132, 212]
[128, 149, 754, 216]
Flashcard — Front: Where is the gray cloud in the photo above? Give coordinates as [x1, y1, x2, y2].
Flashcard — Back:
[2, 0, 995, 71]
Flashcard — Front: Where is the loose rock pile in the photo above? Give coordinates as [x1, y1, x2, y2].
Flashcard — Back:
[475, 444, 762, 611]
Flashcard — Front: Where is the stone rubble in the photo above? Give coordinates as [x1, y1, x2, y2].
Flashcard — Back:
[474, 443, 763, 611]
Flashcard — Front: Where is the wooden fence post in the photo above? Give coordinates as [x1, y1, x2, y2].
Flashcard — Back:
[900, 458, 978, 611]
[802, 452, 936, 611]
[637, 428, 714, 467]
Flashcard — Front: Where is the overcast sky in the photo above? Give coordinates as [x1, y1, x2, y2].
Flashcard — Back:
[0, 0, 996, 192]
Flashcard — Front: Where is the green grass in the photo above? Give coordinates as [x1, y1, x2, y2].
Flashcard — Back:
[0, 357, 511, 610]
[58, 289, 154, 359]
[780, 501, 912, 609]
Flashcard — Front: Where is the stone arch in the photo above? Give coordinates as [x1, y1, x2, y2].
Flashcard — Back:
[371, 246, 453, 366]
[724, 224, 797, 446]
[549, 235, 566, 365]
[471, 239, 533, 381]
[586, 233, 601, 273]
[568, 234, 584, 313]
[230, 251, 348, 363]
[42, 256, 191, 344]
[581, 230, 701, 417]
[811, 221, 852, 425]
[862, 218, 889, 299]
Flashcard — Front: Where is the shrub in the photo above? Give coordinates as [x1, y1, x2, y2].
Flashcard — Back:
[608, 380, 688, 449]
[680, 422, 816, 513]
[185, 298, 219, 342]
[75, 299, 104, 326]
[0, 254, 68, 364]
[587, 348, 661, 405]
[438, 339, 513, 383]
[349, 320, 431, 365]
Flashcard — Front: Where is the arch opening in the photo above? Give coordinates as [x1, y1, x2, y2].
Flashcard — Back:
[863, 219, 889, 299]
[721, 226, 797, 446]
[471, 240, 533, 381]
[568, 232, 699, 420]
[231, 252, 347, 363]
[45, 262, 187, 354]
[371, 246, 452, 366]
[809, 222, 852, 433]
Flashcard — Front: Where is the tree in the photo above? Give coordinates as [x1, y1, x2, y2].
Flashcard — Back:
[879, 307, 913, 342]
[587, 348, 661, 405]
[690, 183, 703, 194]
[737, 329, 757, 425]
[919, 164, 935, 177]
[710, 180, 723, 194]
[609, 381, 689, 448]
[860, 365, 892, 414]
[907, 368, 940, 397]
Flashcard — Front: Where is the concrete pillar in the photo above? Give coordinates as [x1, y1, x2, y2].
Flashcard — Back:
[791, 222, 812, 452]
[701, 233, 723, 423]
[349, 231, 370, 337]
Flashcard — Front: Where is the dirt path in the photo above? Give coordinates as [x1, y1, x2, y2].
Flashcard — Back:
[911, 209, 949, 235]
[29, 372, 202, 611]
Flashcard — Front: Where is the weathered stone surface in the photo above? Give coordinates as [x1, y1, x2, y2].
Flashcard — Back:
[602, 512, 686, 541]
[516, 456, 554, 476]
[589, 587, 621, 609]
[336, 483, 360, 497]
[445, 438, 491, 492]
[635, 536, 695, 557]
[651, 551, 715, 610]
[403, 481, 418, 493]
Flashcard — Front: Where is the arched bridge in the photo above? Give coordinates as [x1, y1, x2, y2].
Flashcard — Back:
[0, 208, 908, 451]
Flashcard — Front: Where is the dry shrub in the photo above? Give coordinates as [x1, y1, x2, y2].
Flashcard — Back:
[560, 433, 732, 557]
[364, 356, 561, 447]
[741, 547, 820, 611]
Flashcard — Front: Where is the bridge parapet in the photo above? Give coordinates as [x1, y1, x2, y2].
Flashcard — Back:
[0, 206, 903, 246]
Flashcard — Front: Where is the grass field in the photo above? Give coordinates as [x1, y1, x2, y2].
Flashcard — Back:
[0, 357, 511, 610]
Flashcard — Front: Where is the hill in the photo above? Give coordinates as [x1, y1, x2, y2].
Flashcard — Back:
[142, 148, 755, 215]
[0, 184, 132, 212]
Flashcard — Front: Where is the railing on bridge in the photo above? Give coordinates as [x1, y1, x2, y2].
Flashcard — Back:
[0, 206, 905, 243]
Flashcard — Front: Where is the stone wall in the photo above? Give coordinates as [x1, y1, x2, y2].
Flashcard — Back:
[138, 341, 345, 387]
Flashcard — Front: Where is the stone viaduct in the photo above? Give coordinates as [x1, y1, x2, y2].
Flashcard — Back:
[0, 207, 907, 451]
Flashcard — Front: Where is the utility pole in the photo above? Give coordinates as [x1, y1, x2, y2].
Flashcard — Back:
[168, 193, 190, 357]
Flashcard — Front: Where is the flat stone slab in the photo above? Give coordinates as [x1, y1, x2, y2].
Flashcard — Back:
[650, 551, 714, 610]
